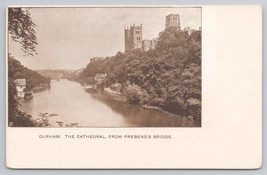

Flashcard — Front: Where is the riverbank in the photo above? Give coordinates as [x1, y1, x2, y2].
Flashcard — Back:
[103, 87, 126, 102]
[84, 86, 200, 124]
[87, 89, 199, 127]
[85, 86, 173, 111]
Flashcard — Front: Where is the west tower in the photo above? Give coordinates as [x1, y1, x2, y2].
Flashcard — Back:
[125, 24, 142, 52]
[165, 14, 180, 30]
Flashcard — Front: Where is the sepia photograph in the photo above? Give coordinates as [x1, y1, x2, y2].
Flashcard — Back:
[7, 7, 202, 127]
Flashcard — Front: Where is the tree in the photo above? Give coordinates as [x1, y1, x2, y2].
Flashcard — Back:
[123, 83, 148, 105]
[8, 80, 18, 122]
[8, 8, 39, 127]
[13, 71, 24, 79]
[8, 8, 38, 56]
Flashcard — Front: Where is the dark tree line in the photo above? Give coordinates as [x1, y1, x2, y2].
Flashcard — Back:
[79, 27, 201, 122]
[8, 54, 50, 90]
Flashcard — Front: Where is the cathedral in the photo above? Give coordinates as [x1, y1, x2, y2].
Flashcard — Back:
[124, 14, 182, 52]
[124, 24, 142, 52]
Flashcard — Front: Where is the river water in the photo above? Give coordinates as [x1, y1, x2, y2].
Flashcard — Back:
[19, 79, 198, 127]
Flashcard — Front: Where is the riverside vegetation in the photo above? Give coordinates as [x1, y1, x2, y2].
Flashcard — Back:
[79, 27, 201, 122]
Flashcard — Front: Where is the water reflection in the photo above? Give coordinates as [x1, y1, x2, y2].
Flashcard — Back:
[91, 95, 196, 127]
[19, 79, 198, 127]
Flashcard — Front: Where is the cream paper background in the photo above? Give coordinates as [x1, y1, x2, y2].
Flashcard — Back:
[6, 5, 262, 169]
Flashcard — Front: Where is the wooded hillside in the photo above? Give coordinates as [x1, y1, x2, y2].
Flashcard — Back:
[79, 27, 201, 121]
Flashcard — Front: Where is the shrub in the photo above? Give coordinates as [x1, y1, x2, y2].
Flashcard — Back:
[123, 83, 148, 105]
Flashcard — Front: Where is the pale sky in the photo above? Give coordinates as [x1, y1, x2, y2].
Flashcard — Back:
[9, 7, 201, 70]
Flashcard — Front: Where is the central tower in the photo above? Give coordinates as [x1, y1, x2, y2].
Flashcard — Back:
[125, 24, 142, 52]
[165, 14, 180, 30]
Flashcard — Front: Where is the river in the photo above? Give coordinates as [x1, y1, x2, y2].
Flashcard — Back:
[19, 79, 198, 127]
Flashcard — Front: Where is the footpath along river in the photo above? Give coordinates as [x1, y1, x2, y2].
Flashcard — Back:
[19, 79, 198, 127]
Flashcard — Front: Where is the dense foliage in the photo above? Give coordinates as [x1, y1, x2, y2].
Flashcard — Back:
[8, 55, 51, 126]
[79, 27, 201, 121]
[8, 54, 50, 90]
[8, 8, 38, 56]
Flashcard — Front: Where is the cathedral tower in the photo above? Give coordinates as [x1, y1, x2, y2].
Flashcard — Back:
[125, 24, 142, 52]
[165, 14, 180, 31]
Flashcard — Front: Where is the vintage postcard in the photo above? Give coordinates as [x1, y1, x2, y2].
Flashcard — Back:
[6, 6, 262, 169]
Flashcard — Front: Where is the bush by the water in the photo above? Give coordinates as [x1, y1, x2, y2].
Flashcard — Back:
[123, 83, 149, 104]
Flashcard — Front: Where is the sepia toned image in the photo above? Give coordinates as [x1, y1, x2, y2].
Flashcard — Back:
[7, 7, 201, 127]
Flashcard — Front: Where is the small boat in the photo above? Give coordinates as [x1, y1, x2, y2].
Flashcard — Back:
[24, 91, 33, 99]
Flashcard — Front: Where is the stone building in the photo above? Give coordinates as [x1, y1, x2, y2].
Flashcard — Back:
[151, 38, 158, 50]
[14, 79, 26, 98]
[124, 24, 142, 52]
[183, 26, 201, 36]
[141, 38, 158, 52]
[141, 40, 151, 52]
[165, 14, 181, 30]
